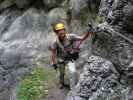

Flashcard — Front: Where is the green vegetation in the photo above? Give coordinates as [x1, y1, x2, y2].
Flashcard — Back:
[78, 8, 91, 25]
[95, 15, 105, 24]
[17, 67, 56, 100]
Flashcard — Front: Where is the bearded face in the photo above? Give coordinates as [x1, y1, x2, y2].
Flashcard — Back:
[56, 29, 66, 40]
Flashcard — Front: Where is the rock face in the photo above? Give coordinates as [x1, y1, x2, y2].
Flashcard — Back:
[0, 6, 52, 100]
[0, 0, 71, 99]
[42, 0, 63, 10]
[99, 0, 133, 33]
[0, 0, 133, 100]
[15, 0, 32, 8]
[65, 55, 133, 100]
[66, 0, 133, 100]
[95, 0, 133, 81]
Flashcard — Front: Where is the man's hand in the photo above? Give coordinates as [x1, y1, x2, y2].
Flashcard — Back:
[52, 64, 58, 70]
[87, 23, 93, 32]
[87, 23, 103, 33]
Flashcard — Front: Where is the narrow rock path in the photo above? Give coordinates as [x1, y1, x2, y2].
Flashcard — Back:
[42, 68, 70, 100]
[43, 87, 69, 100]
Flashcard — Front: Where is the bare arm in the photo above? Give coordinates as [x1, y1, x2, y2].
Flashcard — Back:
[72, 32, 93, 48]
[49, 41, 57, 65]
[51, 48, 57, 65]
[80, 32, 93, 41]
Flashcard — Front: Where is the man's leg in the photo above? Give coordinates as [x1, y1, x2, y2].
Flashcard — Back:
[58, 64, 65, 88]
[67, 61, 78, 89]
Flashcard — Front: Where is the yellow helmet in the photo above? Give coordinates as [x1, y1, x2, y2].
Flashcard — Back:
[54, 23, 65, 31]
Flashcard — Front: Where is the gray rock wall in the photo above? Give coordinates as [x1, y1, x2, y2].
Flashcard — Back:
[0, 0, 83, 99]
[0, 0, 133, 100]
[0, 8, 49, 99]
[95, 0, 133, 80]
[65, 55, 133, 100]
[66, 0, 133, 100]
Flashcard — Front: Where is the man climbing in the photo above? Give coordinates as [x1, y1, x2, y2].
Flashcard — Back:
[50, 22, 94, 89]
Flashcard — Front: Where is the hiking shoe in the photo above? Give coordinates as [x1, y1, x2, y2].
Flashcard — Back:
[64, 84, 70, 90]
[58, 83, 64, 89]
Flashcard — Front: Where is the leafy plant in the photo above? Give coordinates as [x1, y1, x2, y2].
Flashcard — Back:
[17, 67, 56, 100]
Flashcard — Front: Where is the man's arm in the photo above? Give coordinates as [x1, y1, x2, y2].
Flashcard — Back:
[80, 32, 93, 41]
[77, 32, 93, 48]
[51, 48, 57, 65]
[70, 32, 93, 48]
[49, 40, 57, 65]
[50, 48, 58, 70]
[70, 32, 93, 41]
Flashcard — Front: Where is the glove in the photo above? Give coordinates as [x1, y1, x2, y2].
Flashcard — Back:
[87, 23, 93, 32]
[87, 23, 102, 33]
[52, 64, 58, 70]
